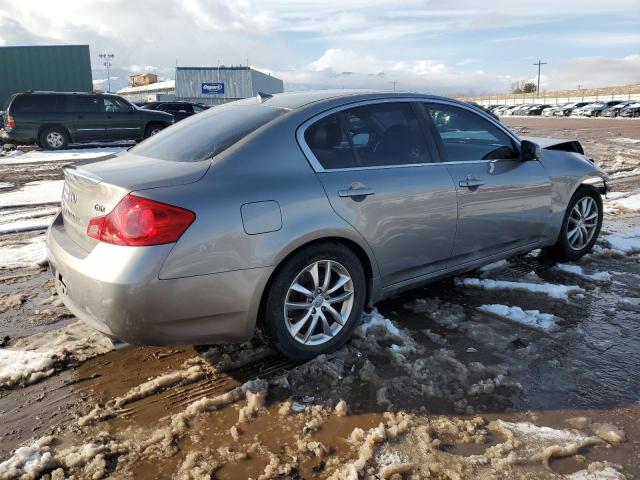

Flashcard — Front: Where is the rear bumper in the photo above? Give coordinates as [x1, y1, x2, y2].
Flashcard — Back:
[0, 128, 36, 144]
[46, 213, 272, 345]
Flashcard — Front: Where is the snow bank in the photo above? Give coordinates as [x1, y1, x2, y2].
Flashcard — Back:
[0, 235, 47, 269]
[555, 263, 611, 282]
[479, 259, 508, 272]
[605, 191, 640, 213]
[0, 180, 63, 207]
[0, 182, 13, 189]
[0, 147, 124, 165]
[456, 277, 583, 300]
[478, 304, 558, 331]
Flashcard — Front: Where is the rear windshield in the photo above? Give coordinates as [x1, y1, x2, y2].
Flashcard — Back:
[130, 104, 286, 162]
[11, 94, 66, 113]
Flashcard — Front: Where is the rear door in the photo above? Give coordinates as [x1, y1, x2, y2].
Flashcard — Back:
[69, 95, 107, 141]
[422, 101, 551, 266]
[301, 100, 458, 287]
[159, 103, 193, 122]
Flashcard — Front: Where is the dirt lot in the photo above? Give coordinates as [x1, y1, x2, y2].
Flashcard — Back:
[1, 120, 640, 479]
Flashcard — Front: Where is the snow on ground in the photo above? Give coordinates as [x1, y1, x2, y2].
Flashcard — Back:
[0, 180, 63, 207]
[600, 226, 640, 254]
[456, 277, 584, 300]
[0, 207, 58, 234]
[604, 191, 640, 213]
[0, 322, 114, 388]
[0, 350, 57, 387]
[0, 235, 47, 269]
[0, 182, 13, 189]
[478, 304, 559, 331]
[554, 263, 612, 282]
[0, 444, 53, 479]
[478, 259, 509, 272]
[0, 147, 125, 165]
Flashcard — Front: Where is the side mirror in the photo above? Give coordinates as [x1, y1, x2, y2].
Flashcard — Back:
[520, 140, 541, 161]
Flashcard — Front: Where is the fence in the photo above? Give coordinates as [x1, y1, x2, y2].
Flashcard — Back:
[459, 91, 640, 107]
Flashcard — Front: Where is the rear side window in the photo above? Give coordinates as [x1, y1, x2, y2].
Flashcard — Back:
[426, 104, 516, 162]
[70, 96, 102, 113]
[12, 95, 65, 113]
[131, 105, 286, 162]
[304, 102, 431, 170]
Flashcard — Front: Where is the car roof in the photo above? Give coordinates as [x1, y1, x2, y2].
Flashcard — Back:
[232, 89, 474, 111]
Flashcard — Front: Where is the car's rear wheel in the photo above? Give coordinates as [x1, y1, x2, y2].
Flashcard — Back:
[262, 242, 366, 360]
[144, 123, 164, 138]
[544, 186, 603, 261]
[39, 127, 69, 150]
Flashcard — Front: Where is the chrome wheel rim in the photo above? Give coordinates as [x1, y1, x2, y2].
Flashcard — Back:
[284, 260, 354, 346]
[567, 196, 599, 251]
[47, 132, 63, 148]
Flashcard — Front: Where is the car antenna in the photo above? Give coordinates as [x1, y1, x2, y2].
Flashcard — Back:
[256, 91, 273, 103]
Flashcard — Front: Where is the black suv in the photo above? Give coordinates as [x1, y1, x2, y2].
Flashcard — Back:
[1, 92, 174, 150]
[139, 101, 209, 122]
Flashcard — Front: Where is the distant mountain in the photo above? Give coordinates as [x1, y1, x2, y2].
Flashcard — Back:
[91, 67, 131, 92]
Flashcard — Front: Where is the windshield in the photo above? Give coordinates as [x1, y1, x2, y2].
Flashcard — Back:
[130, 104, 286, 162]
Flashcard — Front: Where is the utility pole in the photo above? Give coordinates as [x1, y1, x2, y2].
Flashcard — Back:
[533, 60, 547, 97]
[99, 53, 115, 92]
[391, 80, 399, 92]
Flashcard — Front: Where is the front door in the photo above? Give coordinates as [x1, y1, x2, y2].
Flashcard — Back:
[303, 101, 458, 287]
[423, 102, 552, 265]
[102, 96, 143, 140]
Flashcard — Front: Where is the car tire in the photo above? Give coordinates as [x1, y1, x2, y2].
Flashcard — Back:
[39, 127, 69, 150]
[261, 242, 366, 361]
[144, 123, 164, 138]
[543, 185, 603, 261]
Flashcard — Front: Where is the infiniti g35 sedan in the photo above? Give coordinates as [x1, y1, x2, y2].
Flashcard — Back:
[47, 91, 608, 360]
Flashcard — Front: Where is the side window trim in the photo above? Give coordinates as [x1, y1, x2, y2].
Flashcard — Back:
[297, 98, 439, 172]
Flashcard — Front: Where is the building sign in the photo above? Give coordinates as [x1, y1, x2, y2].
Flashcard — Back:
[202, 82, 225, 94]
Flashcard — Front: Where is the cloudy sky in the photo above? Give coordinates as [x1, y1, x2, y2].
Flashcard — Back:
[1, 0, 639, 94]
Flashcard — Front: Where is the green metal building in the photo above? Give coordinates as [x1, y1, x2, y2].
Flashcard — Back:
[0, 45, 93, 108]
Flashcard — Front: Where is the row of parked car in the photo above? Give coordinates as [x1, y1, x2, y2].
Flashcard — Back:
[0, 91, 210, 149]
[485, 100, 640, 118]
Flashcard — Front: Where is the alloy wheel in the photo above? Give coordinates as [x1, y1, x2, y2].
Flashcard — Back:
[284, 260, 354, 346]
[567, 196, 599, 251]
[46, 132, 64, 148]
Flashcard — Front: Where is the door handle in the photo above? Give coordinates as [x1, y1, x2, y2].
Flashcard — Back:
[459, 178, 484, 188]
[338, 186, 375, 198]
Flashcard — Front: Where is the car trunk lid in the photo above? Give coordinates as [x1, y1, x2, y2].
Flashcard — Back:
[61, 152, 210, 251]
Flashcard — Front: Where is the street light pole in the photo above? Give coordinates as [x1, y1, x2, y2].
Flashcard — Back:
[99, 53, 115, 92]
[391, 80, 399, 92]
[533, 60, 547, 97]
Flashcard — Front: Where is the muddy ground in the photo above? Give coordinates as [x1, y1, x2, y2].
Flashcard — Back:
[1, 120, 639, 479]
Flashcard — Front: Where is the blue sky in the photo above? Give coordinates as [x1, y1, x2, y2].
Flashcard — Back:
[1, 0, 639, 93]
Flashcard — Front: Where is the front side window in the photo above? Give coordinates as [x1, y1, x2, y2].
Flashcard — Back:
[304, 102, 431, 170]
[103, 97, 132, 113]
[426, 104, 516, 161]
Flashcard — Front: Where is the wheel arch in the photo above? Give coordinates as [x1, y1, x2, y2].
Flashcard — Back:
[38, 123, 71, 141]
[253, 235, 379, 337]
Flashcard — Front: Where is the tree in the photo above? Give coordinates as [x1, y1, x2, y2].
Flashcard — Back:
[522, 82, 537, 93]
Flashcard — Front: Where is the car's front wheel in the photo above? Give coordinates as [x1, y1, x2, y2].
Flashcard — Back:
[39, 127, 69, 150]
[544, 186, 603, 261]
[262, 242, 366, 360]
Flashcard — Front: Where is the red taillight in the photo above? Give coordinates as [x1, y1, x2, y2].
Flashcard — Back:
[87, 194, 195, 246]
[6, 115, 15, 129]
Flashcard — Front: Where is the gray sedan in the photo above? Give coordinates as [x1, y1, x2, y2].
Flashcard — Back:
[47, 91, 607, 360]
